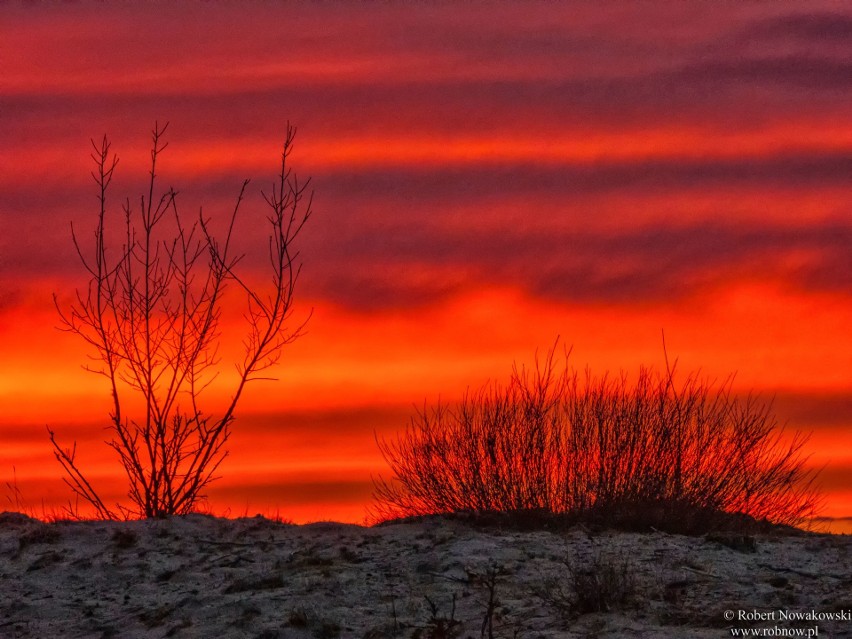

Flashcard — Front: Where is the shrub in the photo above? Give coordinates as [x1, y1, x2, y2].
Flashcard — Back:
[111, 528, 138, 549]
[538, 549, 639, 618]
[373, 344, 819, 530]
[18, 522, 61, 550]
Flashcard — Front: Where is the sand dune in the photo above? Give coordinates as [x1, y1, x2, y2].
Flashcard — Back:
[1, 512, 850, 638]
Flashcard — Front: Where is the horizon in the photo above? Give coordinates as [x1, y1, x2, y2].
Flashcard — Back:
[1, 2, 850, 531]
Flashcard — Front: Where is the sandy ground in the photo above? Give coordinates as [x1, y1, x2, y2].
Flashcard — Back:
[0, 512, 850, 639]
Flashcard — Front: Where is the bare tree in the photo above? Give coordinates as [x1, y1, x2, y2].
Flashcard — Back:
[49, 122, 312, 519]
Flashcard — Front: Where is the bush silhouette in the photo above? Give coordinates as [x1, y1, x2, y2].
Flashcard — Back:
[50, 123, 312, 519]
[373, 344, 819, 531]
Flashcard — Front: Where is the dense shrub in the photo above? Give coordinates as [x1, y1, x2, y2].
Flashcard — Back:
[373, 345, 819, 529]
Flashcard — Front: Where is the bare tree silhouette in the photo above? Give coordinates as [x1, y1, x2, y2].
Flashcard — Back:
[373, 343, 820, 531]
[49, 123, 312, 519]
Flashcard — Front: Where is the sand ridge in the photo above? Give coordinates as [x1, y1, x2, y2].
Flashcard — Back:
[1, 512, 850, 638]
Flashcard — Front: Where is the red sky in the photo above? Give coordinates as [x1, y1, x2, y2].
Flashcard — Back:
[1, 2, 850, 528]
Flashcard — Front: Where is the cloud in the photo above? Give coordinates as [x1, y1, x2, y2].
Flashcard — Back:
[667, 10, 852, 95]
[813, 465, 852, 492]
[772, 392, 852, 429]
[7, 7, 852, 149]
[208, 478, 374, 507]
[304, 216, 852, 310]
[673, 56, 852, 91]
[745, 12, 852, 43]
[2, 4, 851, 314]
[316, 151, 852, 203]
[4, 148, 850, 311]
[235, 406, 414, 443]
[0, 284, 22, 314]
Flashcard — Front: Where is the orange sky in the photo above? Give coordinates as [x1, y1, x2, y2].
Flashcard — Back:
[1, 2, 850, 529]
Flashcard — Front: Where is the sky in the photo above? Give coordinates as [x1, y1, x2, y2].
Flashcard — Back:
[1, 2, 850, 528]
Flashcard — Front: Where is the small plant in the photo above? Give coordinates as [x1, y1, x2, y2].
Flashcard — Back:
[138, 604, 175, 629]
[111, 528, 138, 549]
[4, 468, 28, 515]
[339, 545, 360, 562]
[468, 564, 508, 639]
[290, 546, 335, 568]
[704, 531, 757, 552]
[233, 604, 262, 630]
[287, 608, 309, 628]
[415, 594, 461, 639]
[314, 620, 342, 639]
[223, 573, 284, 594]
[568, 550, 638, 614]
[18, 523, 61, 550]
[287, 608, 342, 639]
[538, 549, 639, 619]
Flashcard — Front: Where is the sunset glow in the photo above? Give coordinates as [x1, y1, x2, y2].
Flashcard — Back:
[1, 2, 849, 529]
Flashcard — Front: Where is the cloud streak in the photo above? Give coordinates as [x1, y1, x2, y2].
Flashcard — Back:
[3, 150, 850, 310]
[302, 217, 852, 310]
